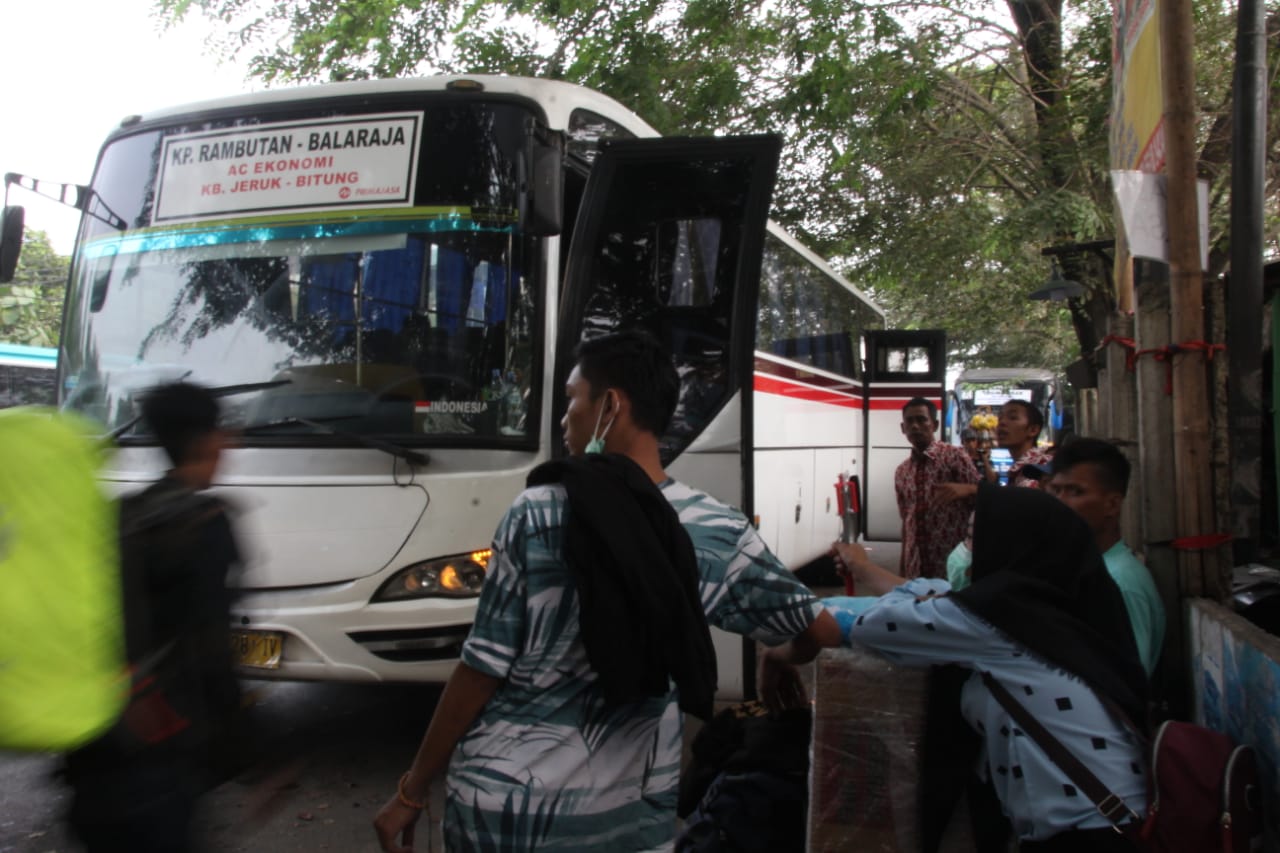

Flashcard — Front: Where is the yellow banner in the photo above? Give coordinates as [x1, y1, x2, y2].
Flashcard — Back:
[1111, 0, 1165, 310]
[1111, 0, 1164, 171]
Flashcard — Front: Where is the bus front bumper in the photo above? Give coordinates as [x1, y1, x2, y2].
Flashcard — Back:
[230, 582, 477, 684]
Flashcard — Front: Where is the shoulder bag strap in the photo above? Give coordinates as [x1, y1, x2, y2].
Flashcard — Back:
[980, 671, 1140, 828]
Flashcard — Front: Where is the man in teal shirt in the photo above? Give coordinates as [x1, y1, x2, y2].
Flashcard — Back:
[938, 438, 1164, 675]
[1042, 438, 1165, 675]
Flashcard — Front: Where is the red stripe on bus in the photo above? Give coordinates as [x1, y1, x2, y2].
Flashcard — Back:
[754, 374, 941, 412]
[753, 374, 863, 408]
[753, 357, 863, 393]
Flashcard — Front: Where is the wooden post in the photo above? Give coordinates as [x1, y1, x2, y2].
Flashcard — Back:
[1104, 311, 1143, 552]
[1159, 0, 1223, 600]
[1135, 261, 1186, 715]
[1093, 328, 1109, 441]
[1209, 279, 1233, 587]
[1077, 388, 1098, 437]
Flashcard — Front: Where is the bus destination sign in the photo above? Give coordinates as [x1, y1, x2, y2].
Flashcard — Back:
[153, 112, 423, 224]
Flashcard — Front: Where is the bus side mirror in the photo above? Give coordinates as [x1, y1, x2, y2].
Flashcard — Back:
[0, 205, 25, 283]
[523, 129, 563, 237]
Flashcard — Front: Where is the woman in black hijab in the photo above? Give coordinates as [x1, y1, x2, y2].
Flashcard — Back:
[810, 485, 1148, 851]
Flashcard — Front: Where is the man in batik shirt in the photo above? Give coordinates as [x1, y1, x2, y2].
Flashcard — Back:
[374, 331, 841, 853]
[894, 397, 980, 579]
[998, 399, 1053, 488]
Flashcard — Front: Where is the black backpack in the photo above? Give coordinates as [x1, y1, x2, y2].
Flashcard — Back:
[96, 482, 241, 763]
[676, 701, 812, 853]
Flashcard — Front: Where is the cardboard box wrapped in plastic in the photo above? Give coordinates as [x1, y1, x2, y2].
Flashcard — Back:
[807, 645, 974, 852]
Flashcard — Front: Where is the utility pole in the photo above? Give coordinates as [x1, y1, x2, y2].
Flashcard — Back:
[1227, 0, 1268, 565]
[1159, 0, 1225, 599]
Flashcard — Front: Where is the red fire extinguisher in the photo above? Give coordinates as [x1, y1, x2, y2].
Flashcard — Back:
[834, 473, 860, 594]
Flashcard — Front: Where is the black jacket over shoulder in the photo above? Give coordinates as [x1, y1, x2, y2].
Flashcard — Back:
[527, 454, 717, 720]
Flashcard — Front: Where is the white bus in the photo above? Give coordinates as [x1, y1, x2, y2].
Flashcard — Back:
[5, 76, 944, 695]
[0, 342, 57, 408]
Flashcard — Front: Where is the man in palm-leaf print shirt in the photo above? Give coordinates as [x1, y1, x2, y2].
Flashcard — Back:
[373, 332, 841, 853]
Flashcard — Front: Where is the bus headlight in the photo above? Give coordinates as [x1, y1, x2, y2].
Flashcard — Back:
[373, 550, 491, 601]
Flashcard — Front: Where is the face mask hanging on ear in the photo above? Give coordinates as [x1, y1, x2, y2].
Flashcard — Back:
[585, 394, 616, 455]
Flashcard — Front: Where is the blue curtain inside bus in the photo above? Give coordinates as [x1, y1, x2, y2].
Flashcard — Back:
[298, 239, 508, 346]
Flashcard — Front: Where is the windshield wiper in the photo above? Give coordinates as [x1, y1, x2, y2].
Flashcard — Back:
[105, 378, 292, 441]
[240, 417, 429, 467]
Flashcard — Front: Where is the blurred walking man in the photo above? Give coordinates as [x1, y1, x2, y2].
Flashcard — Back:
[65, 382, 243, 853]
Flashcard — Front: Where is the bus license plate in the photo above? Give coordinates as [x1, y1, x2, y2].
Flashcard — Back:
[231, 630, 283, 669]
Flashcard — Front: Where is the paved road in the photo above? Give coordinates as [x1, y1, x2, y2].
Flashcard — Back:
[1, 681, 446, 853]
[1, 540, 902, 853]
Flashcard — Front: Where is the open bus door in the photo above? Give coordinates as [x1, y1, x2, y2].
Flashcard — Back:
[861, 329, 947, 541]
[555, 134, 781, 698]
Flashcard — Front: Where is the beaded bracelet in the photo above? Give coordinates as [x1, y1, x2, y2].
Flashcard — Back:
[398, 772, 426, 810]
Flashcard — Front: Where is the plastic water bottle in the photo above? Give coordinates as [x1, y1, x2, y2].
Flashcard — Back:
[482, 369, 503, 403]
[502, 370, 523, 434]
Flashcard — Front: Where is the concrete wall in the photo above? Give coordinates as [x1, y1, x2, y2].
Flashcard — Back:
[1189, 599, 1280, 850]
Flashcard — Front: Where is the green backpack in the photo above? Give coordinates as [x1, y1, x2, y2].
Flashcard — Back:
[0, 407, 127, 751]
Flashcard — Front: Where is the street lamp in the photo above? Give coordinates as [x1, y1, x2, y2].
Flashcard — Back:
[1028, 260, 1086, 301]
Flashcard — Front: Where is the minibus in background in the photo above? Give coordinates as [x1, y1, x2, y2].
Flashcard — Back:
[947, 367, 1064, 483]
[1, 76, 943, 696]
[0, 342, 57, 407]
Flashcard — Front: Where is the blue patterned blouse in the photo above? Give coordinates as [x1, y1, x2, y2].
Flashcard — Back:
[845, 578, 1148, 841]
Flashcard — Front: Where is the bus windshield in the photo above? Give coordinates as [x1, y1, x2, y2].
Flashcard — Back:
[59, 99, 541, 445]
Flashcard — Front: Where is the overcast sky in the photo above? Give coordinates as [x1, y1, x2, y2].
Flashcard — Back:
[1, 0, 258, 253]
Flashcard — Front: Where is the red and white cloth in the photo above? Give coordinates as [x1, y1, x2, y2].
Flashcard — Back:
[1008, 446, 1054, 489]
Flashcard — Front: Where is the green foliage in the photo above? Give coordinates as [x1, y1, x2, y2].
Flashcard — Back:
[154, 0, 1280, 372]
[1, 229, 68, 347]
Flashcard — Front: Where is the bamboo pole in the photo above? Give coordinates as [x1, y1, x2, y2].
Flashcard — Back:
[1135, 261, 1185, 715]
[1159, 0, 1222, 599]
[1078, 388, 1097, 437]
[1104, 311, 1142, 550]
